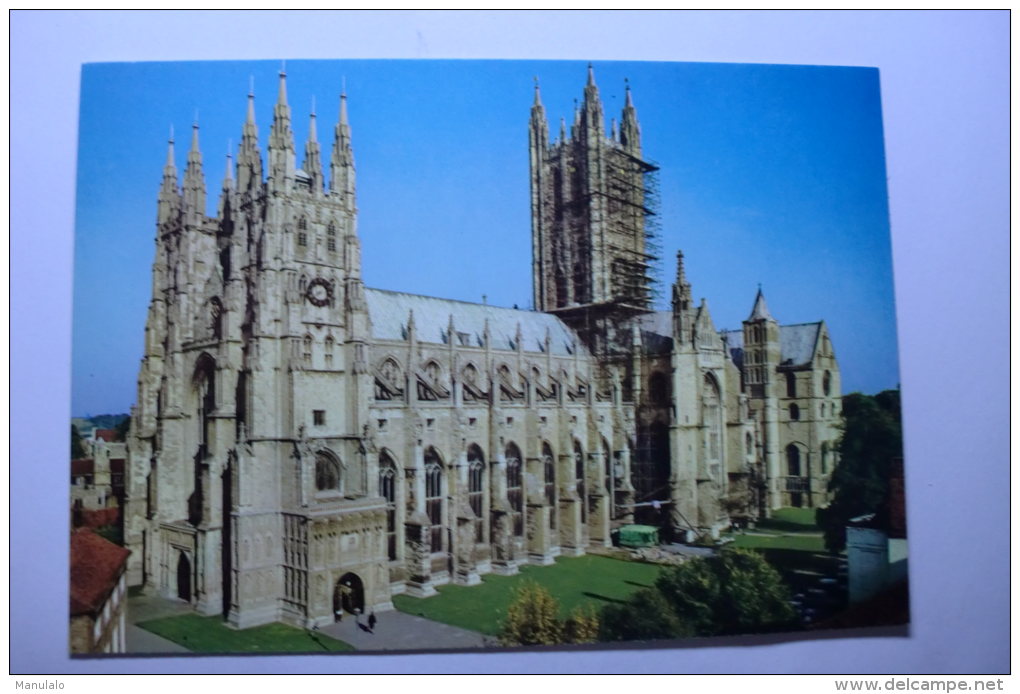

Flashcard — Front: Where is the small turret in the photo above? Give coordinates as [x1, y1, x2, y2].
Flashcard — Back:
[157, 126, 180, 224]
[672, 251, 694, 346]
[302, 98, 323, 193]
[743, 287, 780, 392]
[330, 89, 356, 210]
[182, 120, 206, 222]
[236, 79, 263, 192]
[619, 78, 641, 154]
[581, 63, 604, 137]
[268, 68, 295, 192]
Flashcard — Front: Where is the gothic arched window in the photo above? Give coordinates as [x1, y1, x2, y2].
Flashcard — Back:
[574, 440, 586, 523]
[703, 374, 722, 463]
[193, 354, 216, 454]
[303, 335, 313, 364]
[209, 297, 223, 340]
[823, 370, 832, 396]
[467, 444, 485, 542]
[424, 448, 444, 553]
[315, 451, 341, 492]
[505, 442, 523, 537]
[543, 442, 556, 530]
[379, 451, 397, 560]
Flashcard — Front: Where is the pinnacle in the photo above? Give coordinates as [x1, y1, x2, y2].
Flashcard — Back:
[748, 288, 773, 321]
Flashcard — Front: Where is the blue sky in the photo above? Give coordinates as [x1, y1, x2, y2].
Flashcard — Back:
[72, 59, 898, 416]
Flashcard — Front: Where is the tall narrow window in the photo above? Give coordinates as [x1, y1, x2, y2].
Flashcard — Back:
[790, 403, 800, 421]
[786, 444, 801, 477]
[324, 336, 334, 368]
[467, 445, 485, 543]
[210, 297, 223, 340]
[327, 222, 337, 252]
[786, 371, 797, 398]
[543, 443, 556, 530]
[303, 335, 312, 364]
[505, 443, 523, 537]
[379, 452, 397, 560]
[424, 448, 443, 553]
[574, 441, 586, 523]
[823, 370, 832, 396]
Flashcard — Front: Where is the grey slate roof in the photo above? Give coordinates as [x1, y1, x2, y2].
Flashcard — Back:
[627, 311, 674, 355]
[719, 322, 821, 368]
[364, 288, 583, 357]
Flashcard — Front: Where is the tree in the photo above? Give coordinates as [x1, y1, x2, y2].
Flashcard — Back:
[600, 549, 796, 641]
[499, 582, 562, 646]
[114, 415, 131, 442]
[816, 390, 903, 552]
[499, 581, 601, 646]
[563, 604, 600, 644]
[71, 424, 85, 459]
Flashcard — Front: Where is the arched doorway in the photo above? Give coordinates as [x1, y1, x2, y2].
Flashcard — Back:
[176, 551, 192, 602]
[333, 573, 365, 619]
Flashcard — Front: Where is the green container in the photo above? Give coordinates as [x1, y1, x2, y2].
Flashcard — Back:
[617, 524, 660, 548]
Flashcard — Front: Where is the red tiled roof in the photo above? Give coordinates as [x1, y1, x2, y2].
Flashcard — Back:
[71, 458, 94, 476]
[94, 429, 117, 442]
[69, 528, 130, 616]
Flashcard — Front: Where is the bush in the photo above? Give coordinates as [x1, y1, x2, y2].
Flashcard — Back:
[499, 581, 601, 647]
[499, 582, 562, 646]
[600, 549, 796, 641]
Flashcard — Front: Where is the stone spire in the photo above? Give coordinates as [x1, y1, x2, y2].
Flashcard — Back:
[582, 62, 604, 136]
[157, 126, 179, 224]
[748, 287, 774, 321]
[330, 89, 356, 209]
[236, 79, 263, 192]
[217, 145, 234, 219]
[529, 77, 548, 152]
[620, 78, 641, 154]
[672, 250, 694, 345]
[222, 142, 234, 191]
[268, 67, 295, 191]
[303, 98, 323, 193]
[182, 120, 206, 220]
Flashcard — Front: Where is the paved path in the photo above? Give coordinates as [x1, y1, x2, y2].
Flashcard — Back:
[125, 590, 488, 653]
[125, 592, 194, 654]
[317, 610, 489, 652]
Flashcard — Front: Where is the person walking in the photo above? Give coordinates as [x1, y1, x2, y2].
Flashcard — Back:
[368, 611, 377, 632]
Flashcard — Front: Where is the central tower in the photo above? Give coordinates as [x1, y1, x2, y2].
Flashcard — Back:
[529, 65, 659, 334]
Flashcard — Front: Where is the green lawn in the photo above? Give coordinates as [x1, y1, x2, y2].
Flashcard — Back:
[726, 507, 842, 599]
[137, 614, 355, 653]
[393, 554, 663, 636]
[729, 532, 826, 552]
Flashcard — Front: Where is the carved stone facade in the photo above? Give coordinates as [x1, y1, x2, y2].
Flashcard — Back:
[124, 67, 841, 629]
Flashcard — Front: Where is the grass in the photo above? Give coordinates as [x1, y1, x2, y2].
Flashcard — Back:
[137, 614, 355, 653]
[727, 507, 843, 600]
[729, 532, 826, 552]
[393, 554, 663, 636]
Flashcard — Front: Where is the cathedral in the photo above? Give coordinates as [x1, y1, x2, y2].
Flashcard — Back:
[123, 66, 842, 629]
